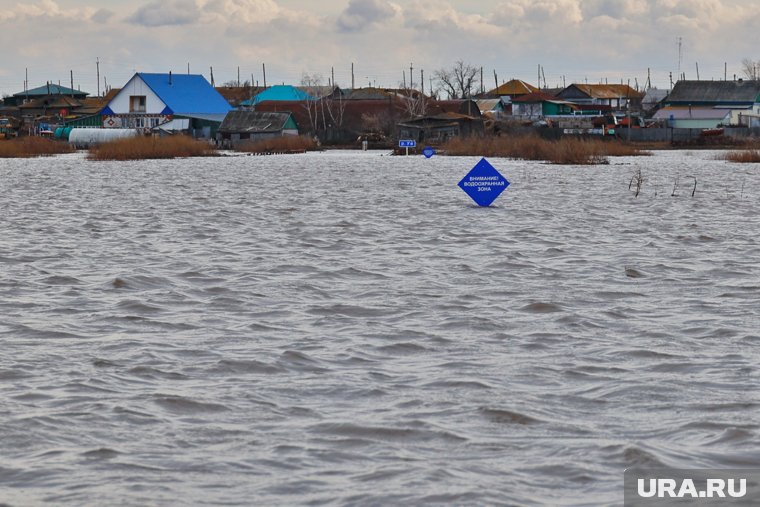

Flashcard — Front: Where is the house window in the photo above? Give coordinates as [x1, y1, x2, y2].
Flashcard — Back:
[130, 95, 146, 112]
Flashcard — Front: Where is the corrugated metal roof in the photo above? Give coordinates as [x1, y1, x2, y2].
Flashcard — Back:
[241, 85, 314, 106]
[13, 84, 89, 97]
[475, 99, 502, 111]
[652, 107, 732, 120]
[563, 84, 644, 99]
[138, 73, 232, 115]
[488, 79, 538, 96]
[666, 80, 760, 104]
[512, 92, 561, 103]
[218, 111, 294, 133]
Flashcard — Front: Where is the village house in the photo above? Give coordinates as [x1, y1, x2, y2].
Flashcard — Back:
[216, 110, 299, 147]
[100, 72, 231, 137]
[480, 79, 539, 114]
[397, 100, 483, 143]
[511, 92, 576, 119]
[652, 80, 760, 128]
[555, 84, 644, 112]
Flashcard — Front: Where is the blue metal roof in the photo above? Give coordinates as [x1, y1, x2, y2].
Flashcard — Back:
[240, 85, 314, 106]
[138, 73, 232, 115]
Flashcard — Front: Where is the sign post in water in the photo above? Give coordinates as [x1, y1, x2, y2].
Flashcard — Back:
[399, 139, 416, 155]
[458, 157, 510, 207]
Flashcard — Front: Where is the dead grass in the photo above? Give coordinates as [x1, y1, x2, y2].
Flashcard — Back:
[725, 149, 760, 163]
[88, 135, 217, 160]
[235, 135, 318, 154]
[0, 137, 74, 158]
[441, 135, 648, 164]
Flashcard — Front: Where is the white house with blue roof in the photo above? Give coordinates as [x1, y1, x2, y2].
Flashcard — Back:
[100, 72, 231, 135]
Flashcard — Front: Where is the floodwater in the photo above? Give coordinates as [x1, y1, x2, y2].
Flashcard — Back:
[1, 149, 759, 506]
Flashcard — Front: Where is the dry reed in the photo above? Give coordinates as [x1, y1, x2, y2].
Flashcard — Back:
[725, 149, 760, 163]
[441, 135, 647, 164]
[235, 135, 318, 154]
[0, 137, 74, 158]
[88, 135, 217, 160]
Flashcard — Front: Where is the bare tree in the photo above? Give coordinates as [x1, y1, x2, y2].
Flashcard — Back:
[741, 58, 759, 80]
[433, 60, 480, 99]
[300, 72, 323, 133]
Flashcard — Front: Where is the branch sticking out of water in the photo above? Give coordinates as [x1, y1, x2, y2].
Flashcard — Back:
[671, 177, 679, 197]
[688, 176, 697, 197]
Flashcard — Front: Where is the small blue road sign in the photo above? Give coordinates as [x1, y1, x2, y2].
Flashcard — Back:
[458, 157, 510, 207]
[422, 146, 435, 158]
[399, 139, 416, 148]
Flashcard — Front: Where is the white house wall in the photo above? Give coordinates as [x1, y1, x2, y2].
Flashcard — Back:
[108, 75, 167, 114]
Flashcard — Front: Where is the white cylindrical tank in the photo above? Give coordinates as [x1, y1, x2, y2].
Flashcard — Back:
[68, 128, 140, 148]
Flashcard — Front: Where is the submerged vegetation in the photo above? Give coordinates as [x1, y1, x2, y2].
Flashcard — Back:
[234, 135, 319, 155]
[87, 135, 217, 160]
[441, 135, 648, 164]
[0, 137, 74, 158]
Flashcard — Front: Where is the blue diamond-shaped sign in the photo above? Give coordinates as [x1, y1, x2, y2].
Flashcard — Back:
[423, 146, 435, 158]
[458, 158, 510, 207]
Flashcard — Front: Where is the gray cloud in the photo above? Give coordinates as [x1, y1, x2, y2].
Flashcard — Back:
[127, 0, 200, 27]
[337, 0, 395, 32]
[91, 8, 115, 23]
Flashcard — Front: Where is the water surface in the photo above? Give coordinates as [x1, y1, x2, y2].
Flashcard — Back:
[1, 149, 759, 506]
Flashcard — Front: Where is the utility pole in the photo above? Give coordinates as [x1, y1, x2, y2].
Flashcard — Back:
[187, 62, 190, 74]
[480, 66, 483, 94]
[210, 66, 215, 86]
[238, 66, 240, 87]
[96, 57, 100, 97]
[696, 62, 699, 80]
[724, 62, 727, 81]
[421, 69, 424, 95]
[351, 62, 355, 89]
[331, 66, 335, 88]
[70, 70, 74, 97]
[493, 70, 498, 91]
[537, 64, 541, 90]
[403, 70, 406, 89]
[262, 63, 267, 88]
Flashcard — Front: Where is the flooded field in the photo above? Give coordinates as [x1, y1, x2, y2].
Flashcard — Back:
[1, 149, 759, 506]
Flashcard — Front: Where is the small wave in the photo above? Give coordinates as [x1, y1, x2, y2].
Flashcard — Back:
[41, 275, 83, 285]
[423, 379, 493, 390]
[152, 394, 229, 414]
[82, 448, 121, 460]
[479, 407, 543, 425]
[374, 342, 429, 355]
[312, 422, 466, 442]
[214, 359, 284, 375]
[521, 302, 563, 313]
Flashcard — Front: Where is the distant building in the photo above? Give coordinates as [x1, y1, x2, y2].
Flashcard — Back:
[484, 79, 539, 99]
[652, 107, 732, 128]
[101, 72, 231, 136]
[512, 92, 576, 119]
[240, 85, 314, 106]
[656, 80, 760, 126]
[556, 84, 644, 111]
[216, 110, 299, 147]
[4, 83, 88, 107]
[397, 100, 483, 143]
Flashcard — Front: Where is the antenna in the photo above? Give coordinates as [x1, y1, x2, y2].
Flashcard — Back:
[677, 36, 683, 76]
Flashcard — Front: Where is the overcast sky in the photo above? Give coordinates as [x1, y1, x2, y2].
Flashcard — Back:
[1, 0, 759, 97]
